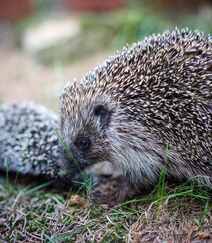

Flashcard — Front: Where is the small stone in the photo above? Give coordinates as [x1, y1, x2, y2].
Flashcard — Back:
[69, 194, 88, 208]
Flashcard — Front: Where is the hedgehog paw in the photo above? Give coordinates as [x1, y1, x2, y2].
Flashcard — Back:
[89, 176, 137, 207]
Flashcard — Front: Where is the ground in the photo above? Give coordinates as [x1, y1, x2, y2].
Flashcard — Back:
[0, 176, 212, 242]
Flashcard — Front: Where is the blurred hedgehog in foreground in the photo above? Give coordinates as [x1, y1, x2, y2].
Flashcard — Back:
[60, 28, 212, 204]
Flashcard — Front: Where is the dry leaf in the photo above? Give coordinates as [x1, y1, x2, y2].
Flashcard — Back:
[196, 231, 210, 240]
[69, 194, 88, 208]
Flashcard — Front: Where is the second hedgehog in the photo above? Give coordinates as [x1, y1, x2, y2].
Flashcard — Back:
[0, 103, 78, 186]
[60, 29, 212, 204]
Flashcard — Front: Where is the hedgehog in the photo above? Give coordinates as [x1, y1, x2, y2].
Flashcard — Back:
[0, 103, 77, 186]
[60, 28, 212, 204]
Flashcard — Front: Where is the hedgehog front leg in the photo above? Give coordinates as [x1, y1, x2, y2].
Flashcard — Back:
[89, 175, 139, 206]
[85, 161, 140, 206]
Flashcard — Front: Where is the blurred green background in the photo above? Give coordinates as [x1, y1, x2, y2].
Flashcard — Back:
[18, 0, 212, 61]
[1, 0, 212, 63]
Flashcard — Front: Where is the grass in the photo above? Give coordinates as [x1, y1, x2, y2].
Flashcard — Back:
[0, 171, 211, 242]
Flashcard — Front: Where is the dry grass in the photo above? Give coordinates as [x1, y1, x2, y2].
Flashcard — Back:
[0, 175, 212, 243]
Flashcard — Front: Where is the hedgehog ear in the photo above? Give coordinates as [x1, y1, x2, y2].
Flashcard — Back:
[207, 62, 212, 72]
[94, 104, 111, 127]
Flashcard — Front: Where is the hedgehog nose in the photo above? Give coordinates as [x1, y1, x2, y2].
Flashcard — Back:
[74, 136, 91, 152]
[64, 143, 91, 172]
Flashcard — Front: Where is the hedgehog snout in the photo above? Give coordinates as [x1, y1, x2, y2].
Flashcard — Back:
[68, 132, 111, 173]
[74, 135, 92, 153]
[69, 141, 94, 170]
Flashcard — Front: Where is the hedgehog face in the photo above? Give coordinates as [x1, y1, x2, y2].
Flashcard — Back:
[60, 83, 166, 185]
[60, 86, 116, 169]
[70, 102, 113, 163]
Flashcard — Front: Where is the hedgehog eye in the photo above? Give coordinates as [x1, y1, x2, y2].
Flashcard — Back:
[75, 136, 91, 152]
[94, 105, 111, 127]
[94, 105, 108, 117]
